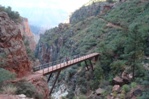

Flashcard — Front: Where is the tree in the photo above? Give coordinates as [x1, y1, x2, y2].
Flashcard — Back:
[0, 6, 20, 21]
[124, 23, 147, 79]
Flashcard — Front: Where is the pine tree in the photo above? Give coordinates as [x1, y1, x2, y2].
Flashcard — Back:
[124, 23, 147, 79]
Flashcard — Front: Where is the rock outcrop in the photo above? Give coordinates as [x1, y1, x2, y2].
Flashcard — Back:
[18, 17, 36, 51]
[0, 12, 31, 77]
[113, 76, 123, 85]
[36, 32, 65, 64]
[35, 23, 71, 65]
[95, 88, 105, 95]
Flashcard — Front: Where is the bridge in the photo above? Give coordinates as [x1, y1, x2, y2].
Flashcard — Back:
[33, 53, 99, 95]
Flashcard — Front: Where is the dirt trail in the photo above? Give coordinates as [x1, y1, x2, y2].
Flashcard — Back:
[99, 17, 124, 29]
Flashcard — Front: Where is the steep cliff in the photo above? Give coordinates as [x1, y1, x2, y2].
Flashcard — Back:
[35, 23, 69, 64]
[19, 18, 36, 51]
[0, 12, 31, 77]
[0, 11, 50, 99]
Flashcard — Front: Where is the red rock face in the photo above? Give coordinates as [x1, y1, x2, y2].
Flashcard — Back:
[0, 12, 31, 77]
[23, 18, 36, 51]
[18, 18, 36, 51]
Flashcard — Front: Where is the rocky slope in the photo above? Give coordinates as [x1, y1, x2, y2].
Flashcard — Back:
[0, 12, 31, 77]
[36, 0, 149, 98]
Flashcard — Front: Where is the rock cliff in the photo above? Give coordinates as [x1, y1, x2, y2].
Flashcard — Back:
[35, 23, 68, 64]
[18, 17, 36, 51]
[0, 10, 50, 99]
[0, 12, 31, 77]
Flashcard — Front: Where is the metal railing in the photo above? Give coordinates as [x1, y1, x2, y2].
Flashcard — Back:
[33, 53, 98, 74]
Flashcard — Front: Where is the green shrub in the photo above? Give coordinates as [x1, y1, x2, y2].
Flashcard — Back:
[102, 85, 112, 97]
[2, 84, 17, 94]
[0, 6, 20, 21]
[138, 89, 149, 99]
[89, 79, 99, 90]
[138, 71, 149, 99]
[113, 91, 118, 98]
[0, 53, 7, 59]
[15, 80, 36, 96]
[120, 93, 125, 99]
[67, 89, 75, 99]
[77, 77, 87, 87]
[77, 95, 86, 99]
[130, 82, 137, 89]
[15, 80, 43, 99]
[0, 61, 6, 67]
[122, 84, 130, 93]
[0, 68, 16, 84]
[80, 86, 87, 94]
[93, 61, 104, 87]
[110, 60, 126, 75]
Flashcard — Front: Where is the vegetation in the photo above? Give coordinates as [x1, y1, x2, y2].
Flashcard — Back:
[0, 5, 39, 98]
[106, 0, 112, 2]
[15, 80, 43, 99]
[0, 0, 147, 98]
[0, 68, 16, 84]
[23, 36, 36, 61]
[70, 2, 101, 24]
[0, 6, 20, 21]
[1, 84, 17, 95]
[36, 0, 149, 98]
[0, 68, 16, 95]
[0, 79, 43, 99]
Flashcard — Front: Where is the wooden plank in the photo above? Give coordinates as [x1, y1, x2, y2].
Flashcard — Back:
[35, 53, 100, 75]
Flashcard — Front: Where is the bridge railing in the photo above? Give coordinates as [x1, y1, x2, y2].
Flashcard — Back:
[33, 53, 97, 72]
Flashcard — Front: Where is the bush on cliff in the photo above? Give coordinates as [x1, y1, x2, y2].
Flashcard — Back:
[0, 68, 16, 84]
[0, 6, 20, 21]
[15, 80, 43, 99]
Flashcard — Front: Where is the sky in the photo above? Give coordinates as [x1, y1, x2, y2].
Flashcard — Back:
[0, 0, 90, 28]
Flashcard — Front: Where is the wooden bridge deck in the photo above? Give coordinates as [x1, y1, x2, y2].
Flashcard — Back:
[35, 53, 99, 75]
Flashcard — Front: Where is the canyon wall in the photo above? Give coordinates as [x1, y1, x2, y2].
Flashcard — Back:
[0, 12, 31, 77]
[19, 17, 36, 51]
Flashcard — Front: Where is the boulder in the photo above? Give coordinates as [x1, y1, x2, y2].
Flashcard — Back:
[121, 72, 129, 81]
[121, 71, 132, 83]
[113, 76, 123, 85]
[112, 85, 120, 92]
[95, 88, 105, 95]
[18, 94, 26, 98]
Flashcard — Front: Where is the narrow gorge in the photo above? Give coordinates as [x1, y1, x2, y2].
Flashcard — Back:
[1, 0, 149, 99]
